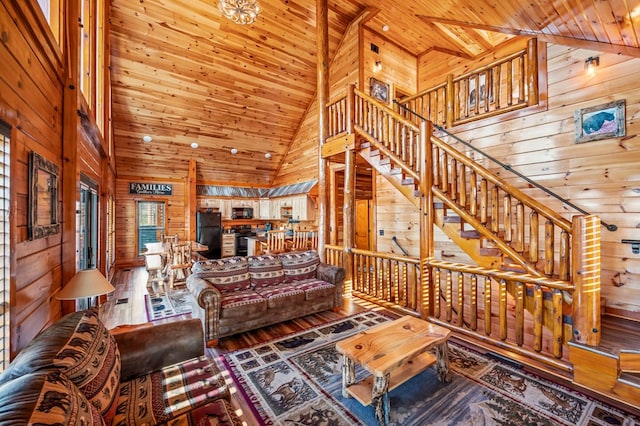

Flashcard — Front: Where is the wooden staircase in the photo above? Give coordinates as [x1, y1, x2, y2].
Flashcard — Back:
[324, 83, 639, 410]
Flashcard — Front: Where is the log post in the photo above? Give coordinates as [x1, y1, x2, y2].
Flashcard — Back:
[571, 215, 601, 346]
[446, 74, 454, 128]
[316, 0, 329, 261]
[419, 120, 433, 318]
[344, 148, 355, 282]
[188, 159, 197, 241]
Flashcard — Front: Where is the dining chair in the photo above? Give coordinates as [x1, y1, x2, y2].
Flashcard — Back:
[307, 230, 318, 250]
[262, 230, 287, 254]
[144, 254, 165, 288]
[291, 230, 309, 251]
[163, 234, 179, 245]
[168, 241, 192, 288]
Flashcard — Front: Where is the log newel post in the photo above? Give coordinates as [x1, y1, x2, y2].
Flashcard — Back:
[445, 74, 454, 128]
[571, 215, 601, 346]
[419, 120, 434, 318]
[527, 38, 539, 107]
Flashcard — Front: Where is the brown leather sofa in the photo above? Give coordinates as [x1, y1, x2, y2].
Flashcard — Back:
[187, 250, 345, 346]
[0, 310, 242, 425]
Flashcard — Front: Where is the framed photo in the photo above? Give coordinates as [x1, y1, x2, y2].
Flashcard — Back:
[574, 100, 625, 143]
[370, 77, 389, 103]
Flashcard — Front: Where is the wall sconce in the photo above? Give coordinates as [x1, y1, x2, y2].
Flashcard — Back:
[373, 61, 382, 73]
[585, 56, 599, 76]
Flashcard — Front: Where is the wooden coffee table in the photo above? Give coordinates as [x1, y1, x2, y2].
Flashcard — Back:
[335, 315, 451, 425]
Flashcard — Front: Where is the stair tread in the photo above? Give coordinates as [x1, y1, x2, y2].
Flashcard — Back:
[618, 372, 640, 387]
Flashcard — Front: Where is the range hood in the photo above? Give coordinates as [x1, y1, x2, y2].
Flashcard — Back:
[196, 180, 318, 198]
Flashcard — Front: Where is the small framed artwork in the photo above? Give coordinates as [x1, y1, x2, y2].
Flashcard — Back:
[370, 77, 389, 103]
[574, 100, 625, 143]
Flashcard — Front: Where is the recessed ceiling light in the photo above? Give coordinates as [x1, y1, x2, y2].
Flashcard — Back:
[142, 135, 152, 143]
[191, 142, 199, 149]
[265, 152, 271, 159]
[230, 148, 238, 154]
[382, 24, 389, 32]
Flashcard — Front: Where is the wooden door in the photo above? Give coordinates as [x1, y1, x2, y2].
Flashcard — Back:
[355, 200, 372, 250]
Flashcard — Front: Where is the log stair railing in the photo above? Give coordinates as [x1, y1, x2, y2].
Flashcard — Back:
[322, 84, 623, 395]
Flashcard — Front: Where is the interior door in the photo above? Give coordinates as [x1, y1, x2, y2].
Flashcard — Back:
[355, 200, 372, 250]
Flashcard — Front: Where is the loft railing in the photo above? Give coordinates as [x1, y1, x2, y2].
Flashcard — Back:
[396, 39, 539, 128]
[325, 83, 602, 348]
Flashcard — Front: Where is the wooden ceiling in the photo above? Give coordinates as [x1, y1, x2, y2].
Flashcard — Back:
[109, 0, 640, 185]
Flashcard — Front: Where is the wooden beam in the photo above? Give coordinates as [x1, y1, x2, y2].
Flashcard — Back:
[418, 15, 640, 58]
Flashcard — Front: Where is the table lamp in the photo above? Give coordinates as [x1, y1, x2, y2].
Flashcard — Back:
[56, 268, 116, 310]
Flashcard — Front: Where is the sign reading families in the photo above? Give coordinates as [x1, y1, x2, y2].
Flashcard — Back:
[129, 182, 173, 196]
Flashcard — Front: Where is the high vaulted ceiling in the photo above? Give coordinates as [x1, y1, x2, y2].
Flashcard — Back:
[109, 0, 640, 185]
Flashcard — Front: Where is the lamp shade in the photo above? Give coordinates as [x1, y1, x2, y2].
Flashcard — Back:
[56, 269, 115, 300]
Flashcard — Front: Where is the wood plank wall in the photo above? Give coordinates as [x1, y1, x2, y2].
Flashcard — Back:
[419, 42, 640, 318]
[1, 0, 114, 355]
[1, 0, 64, 355]
[115, 177, 188, 266]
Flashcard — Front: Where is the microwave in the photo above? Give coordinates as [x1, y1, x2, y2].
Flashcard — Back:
[231, 207, 253, 219]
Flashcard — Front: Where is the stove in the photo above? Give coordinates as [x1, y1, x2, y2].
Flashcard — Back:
[229, 225, 256, 256]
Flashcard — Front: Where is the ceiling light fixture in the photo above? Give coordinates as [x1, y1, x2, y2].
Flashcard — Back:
[585, 56, 599, 76]
[230, 148, 238, 154]
[142, 135, 152, 143]
[191, 142, 199, 149]
[373, 61, 382, 73]
[382, 24, 389, 32]
[218, 0, 261, 25]
[265, 152, 271, 159]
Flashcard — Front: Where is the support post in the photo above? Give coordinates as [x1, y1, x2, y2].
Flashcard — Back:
[188, 159, 197, 241]
[445, 74, 454, 128]
[419, 120, 434, 318]
[571, 215, 601, 346]
[316, 0, 329, 261]
[344, 148, 355, 283]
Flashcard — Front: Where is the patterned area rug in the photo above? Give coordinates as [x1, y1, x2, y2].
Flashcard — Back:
[222, 312, 639, 426]
[145, 287, 192, 321]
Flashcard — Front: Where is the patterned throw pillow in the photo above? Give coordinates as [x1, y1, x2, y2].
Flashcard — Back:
[53, 310, 120, 421]
[247, 255, 285, 289]
[0, 371, 105, 426]
[193, 257, 251, 293]
[281, 250, 320, 282]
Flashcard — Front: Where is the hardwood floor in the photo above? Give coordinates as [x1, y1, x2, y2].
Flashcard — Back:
[100, 266, 383, 425]
[101, 266, 640, 421]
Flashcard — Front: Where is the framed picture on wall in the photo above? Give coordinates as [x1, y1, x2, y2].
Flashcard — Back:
[370, 77, 389, 103]
[574, 100, 625, 143]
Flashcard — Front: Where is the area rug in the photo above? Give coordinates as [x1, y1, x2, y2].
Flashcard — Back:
[222, 311, 638, 426]
[145, 287, 192, 321]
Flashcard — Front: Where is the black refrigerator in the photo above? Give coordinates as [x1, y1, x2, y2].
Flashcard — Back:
[196, 210, 222, 259]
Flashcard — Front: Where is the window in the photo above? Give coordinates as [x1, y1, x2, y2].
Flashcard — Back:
[137, 201, 166, 255]
[0, 121, 10, 372]
[35, 0, 61, 45]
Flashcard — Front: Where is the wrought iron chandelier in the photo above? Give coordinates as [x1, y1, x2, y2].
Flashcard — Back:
[218, 0, 261, 25]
